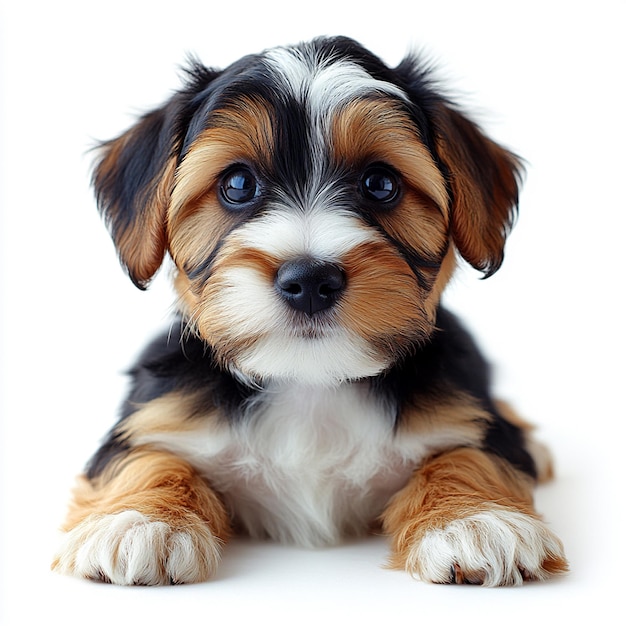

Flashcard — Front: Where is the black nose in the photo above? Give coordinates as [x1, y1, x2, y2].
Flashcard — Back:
[275, 258, 346, 315]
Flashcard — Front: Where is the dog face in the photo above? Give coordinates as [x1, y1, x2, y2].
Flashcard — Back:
[94, 36, 521, 385]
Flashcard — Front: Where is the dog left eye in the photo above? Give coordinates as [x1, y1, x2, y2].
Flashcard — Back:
[361, 166, 400, 204]
[219, 167, 260, 206]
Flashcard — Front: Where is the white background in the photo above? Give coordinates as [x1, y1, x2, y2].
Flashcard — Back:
[1, 1, 624, 623]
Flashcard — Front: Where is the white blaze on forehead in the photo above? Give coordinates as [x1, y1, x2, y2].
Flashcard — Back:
[260, 45, 414, 217]
[263, 45, 409, 120]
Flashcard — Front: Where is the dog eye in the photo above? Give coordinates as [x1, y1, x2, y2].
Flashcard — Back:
[219, 167, 260, 206]
[361, 166, 400, 204]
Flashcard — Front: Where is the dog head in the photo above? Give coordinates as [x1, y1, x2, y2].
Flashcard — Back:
[93, 36, 521, 385]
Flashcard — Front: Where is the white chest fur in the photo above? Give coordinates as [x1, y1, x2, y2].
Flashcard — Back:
[138, 382, 433, 547]
[218, 382, 420, 546]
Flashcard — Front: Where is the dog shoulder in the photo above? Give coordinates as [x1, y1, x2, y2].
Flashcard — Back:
[85, 322, 254, 480]
[387, 307, 538, 479]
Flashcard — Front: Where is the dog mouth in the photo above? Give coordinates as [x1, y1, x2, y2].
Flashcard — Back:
[283, 307, 343, 340]
[230, 321, 390, 385]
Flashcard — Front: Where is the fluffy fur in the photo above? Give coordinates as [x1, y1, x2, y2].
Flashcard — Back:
[53, 36, 567, 586]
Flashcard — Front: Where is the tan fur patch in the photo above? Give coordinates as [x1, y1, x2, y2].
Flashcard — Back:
[381, 448, 568, 582]
[167, 97, 276, 276]
[95, 140, 176, 287]
[397, 391, 491, 448]
[169, 195, 238, 277]
[331, 98, 452, 314]
[331, 99, 449, 210]
[210, 242, 281, 281]
[433, 105, 521, 276]
[173, 243, 281, 363]
[422, 246, 457, 321]
[170, 97, 274, 218]
[120, 391, 216, 440]
[337, 239, 431, 352]
[60, 448, 230, 543]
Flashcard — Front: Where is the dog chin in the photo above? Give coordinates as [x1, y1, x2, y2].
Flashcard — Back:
[229, 332, 389, 386]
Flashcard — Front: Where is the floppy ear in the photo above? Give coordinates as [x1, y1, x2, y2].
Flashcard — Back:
[93, 104, 182, 289]
[93, 62, 220, 289]
[434, 105, 523, 277]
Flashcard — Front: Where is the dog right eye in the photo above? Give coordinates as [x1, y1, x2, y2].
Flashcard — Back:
[360, 165, 400, 205]
[219, 167, 260, 207]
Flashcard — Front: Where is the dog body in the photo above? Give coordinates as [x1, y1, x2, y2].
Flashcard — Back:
[53, 37, 567, 586]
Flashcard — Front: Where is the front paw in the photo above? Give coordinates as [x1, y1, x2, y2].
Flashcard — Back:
[403, 507, 567, 586]
[53, 510, 223, 585]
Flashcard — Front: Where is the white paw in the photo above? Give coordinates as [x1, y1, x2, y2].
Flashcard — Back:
[53, 510, 222, 585]
[406, 507, 567, 586]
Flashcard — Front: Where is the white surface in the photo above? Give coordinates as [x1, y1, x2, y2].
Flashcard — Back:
[1, 1, 624, 623]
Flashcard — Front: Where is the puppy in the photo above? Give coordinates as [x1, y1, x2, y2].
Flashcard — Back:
[53, 36, 567, 586]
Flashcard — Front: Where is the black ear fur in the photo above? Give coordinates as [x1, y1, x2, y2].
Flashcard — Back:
[93, 63, 221, 289]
